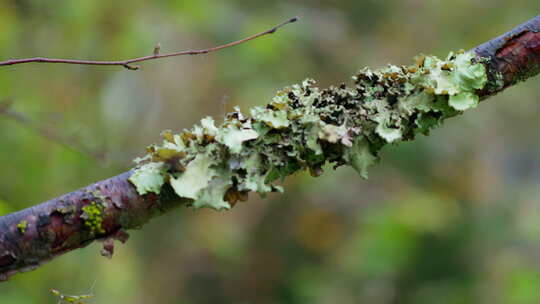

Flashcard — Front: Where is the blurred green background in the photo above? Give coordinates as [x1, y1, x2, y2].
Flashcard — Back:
[1, 1, 540, 303]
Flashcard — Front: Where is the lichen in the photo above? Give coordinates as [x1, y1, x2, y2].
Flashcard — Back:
[129, 50, 488, 210]
[81, 202, 105, 234]
[128, 162, 166, 195]
[17, 220, 28, 234]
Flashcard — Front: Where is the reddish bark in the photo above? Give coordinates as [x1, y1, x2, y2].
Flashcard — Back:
[474, 14, 540, 95]
[1, 14, 540, 282]
[0, 172, 184, 281]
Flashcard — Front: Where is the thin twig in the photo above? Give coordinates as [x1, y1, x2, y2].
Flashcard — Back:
[0, 17, 299, 70]
[0, 100, 105, 161]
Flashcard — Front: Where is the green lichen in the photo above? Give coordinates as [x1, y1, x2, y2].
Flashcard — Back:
[17, 220, 28, 234]
[129, 162, 166, 195]
[81, 201, 105, 234]
[129, 50, 488, 210]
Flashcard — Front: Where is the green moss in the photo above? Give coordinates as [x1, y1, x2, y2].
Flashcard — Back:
[129, 51, 488, 210]
[17, 220, 28, 234]
[81, 201, 105, 234]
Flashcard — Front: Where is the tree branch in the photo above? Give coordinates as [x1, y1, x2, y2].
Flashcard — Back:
[0, 16, 299, 70]
[0, 14, 539, 282]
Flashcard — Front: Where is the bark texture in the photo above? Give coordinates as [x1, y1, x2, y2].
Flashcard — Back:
[1, 14, 539, 282]
[474, 14, 540, 96]
[0, 172, 185, 281]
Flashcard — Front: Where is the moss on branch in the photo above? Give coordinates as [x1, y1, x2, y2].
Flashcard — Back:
[129, 51, 488, 210]
[81, 201, 106, 234]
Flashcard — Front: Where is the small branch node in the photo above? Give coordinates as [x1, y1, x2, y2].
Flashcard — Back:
[153, 43, 161, 56]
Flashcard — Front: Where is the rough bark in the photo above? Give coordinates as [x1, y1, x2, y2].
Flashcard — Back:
[1, 14, 539, 282]
[0, 172, 186, 281]
[474, 14, 540, 96]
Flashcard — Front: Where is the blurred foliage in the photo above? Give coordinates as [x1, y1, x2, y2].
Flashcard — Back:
[1, 0, 540, 303]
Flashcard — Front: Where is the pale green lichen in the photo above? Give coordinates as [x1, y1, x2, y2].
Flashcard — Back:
[129, 162, 166, 195]
[17, 220, 28, 234]
[81, 202, 105, 234]
[217, 123, 259, 154]
[449, 92, 479, 111]
[170, 153, 218, 200]
[129, 50, 488, 210]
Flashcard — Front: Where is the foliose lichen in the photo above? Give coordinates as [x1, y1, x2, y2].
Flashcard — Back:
[129, 50, 488, 210]
[81, 201, 105, 234]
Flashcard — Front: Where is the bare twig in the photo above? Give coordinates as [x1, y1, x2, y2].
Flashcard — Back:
[0, 17, 299, 70]
[0, 100, 105, 161]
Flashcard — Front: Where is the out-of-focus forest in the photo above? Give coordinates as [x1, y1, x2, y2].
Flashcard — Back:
[1, 1, 540, 303]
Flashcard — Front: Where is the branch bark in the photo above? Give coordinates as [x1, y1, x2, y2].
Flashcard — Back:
[1, 14, 539, 282]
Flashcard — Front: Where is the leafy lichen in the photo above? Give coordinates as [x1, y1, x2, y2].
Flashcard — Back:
[128, 162, 166, 195]
[129, 50, 488, 210]
[81, 202, 105, 234]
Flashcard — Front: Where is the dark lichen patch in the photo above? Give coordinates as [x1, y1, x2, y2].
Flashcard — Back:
[129, 51, 487, 210]
[55, 204, 78, 225]
[81, 202, 105, 234]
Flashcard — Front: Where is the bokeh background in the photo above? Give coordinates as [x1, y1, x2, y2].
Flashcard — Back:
[1, 1, 540, 303]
